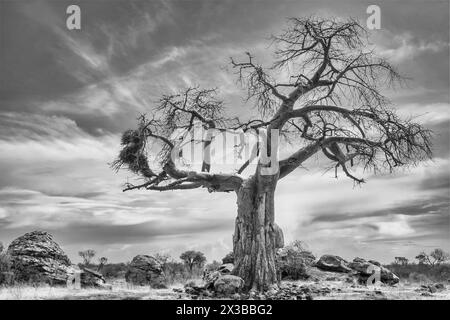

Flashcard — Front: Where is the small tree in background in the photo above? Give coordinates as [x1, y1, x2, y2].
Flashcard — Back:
[155, 253, 172, 273]
[205, 260, 222, 272]
[394, 257, 409, 266]
[97, 257, 108, 272]
[79, 249, 96, 266]
[416, 248, 450, 267]
[180, 250, 206, 273]
[0, 242, 4, 253]
[430, 249, 450, 266]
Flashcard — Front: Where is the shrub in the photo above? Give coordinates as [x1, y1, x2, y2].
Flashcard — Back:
[409, 272, 430, 283]
[222, 252, 234, 264]
[0, 251, 13, 285]
[205, 260, 221, 272]
[102, 263, 128, 279]
[385, 262, 450, 283]
[276, 240, 315, 280]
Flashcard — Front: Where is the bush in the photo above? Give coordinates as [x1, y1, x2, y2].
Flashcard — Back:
[385, 263, 450, 283]
[205, 260, 221, 272]
[222, 252, 234, 264]
[276, 240, 315, 280]
[102, 263, 128, 279]
[164, 261, 199, 284]
[409, 272, 430, 283]
[0, 251, 13, 285]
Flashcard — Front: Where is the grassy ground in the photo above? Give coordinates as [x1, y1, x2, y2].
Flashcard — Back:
[1, 276, 449, 300]
[0, 279, 186, 300]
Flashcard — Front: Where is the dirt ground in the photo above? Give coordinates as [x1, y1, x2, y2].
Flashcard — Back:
[1, 273, 449, 300]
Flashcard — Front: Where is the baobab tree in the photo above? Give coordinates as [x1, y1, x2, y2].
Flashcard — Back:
[113, 17, 432, 291]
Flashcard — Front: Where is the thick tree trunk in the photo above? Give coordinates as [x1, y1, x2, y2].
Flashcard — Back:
[232, 177, 283, 292]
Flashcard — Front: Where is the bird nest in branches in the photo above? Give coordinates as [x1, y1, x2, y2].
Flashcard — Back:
[111, 128, 154, 178]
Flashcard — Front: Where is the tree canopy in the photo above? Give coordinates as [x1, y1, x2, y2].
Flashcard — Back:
[113, 17, 431, 193]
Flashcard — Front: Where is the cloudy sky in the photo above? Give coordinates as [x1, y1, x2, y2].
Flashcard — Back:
[0, 0, 448, 264]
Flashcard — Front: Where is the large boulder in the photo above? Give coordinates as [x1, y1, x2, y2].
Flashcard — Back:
[7, 231, 73, 284]
[7, 231, 106, 287]
[315, 255, 352, 273]
[349, 257, 399, 285]
[213, 275, 244, 295]
[125, 255, 166, 288]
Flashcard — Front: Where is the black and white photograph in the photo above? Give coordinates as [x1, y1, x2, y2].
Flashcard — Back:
[0, 0, 449, 307]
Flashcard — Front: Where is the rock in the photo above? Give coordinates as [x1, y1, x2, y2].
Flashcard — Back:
[7, 231, 107, 288]
[434, 283, 445, 291]
[218, 263, 234, 275]
[349, 257, 399, 285]
[125, 255, 166, 288]
[419, 283, 446, 293]
[7, 231, 73, 285]
[203, 270, 220, 289]
[213, 275, 244, 295]
[316, 255, 352, 273]
[80, 267, 106, 287]
[369, 260, 381, 266]
[203, 263, 234, 289]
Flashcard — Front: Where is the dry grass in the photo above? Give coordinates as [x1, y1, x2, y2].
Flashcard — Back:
[0, 278, 186, 300]
[1, 277, 449, 300]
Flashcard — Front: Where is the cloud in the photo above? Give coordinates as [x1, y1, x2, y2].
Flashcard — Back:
[0, 0, 448, 264]
[376, 32, 448, 63]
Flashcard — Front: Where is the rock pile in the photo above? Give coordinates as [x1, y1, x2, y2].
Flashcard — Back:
[184, 263, 244, 298]
[349, 257, 399, 285]
[415, 283, 446, 294]
[315, 255, 399, 285]
[125, 255, 166, 288]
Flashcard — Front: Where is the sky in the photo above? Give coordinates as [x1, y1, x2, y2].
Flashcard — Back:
[0, 0, 449, 265]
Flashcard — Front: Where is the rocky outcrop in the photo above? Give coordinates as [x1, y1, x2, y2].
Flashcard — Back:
[7, 231, 73, 284]
[314, 255, 399, 285]
[214, 275, 244, 294]
[125, 255, 166, 288]
[349, 257, 399, 285]
[315, 255, 352, 273]
[7, 231, 106, 287]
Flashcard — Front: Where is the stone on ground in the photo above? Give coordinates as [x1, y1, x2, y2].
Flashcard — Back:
[315, 255, 352, 273]
[213, 275, 244, 294]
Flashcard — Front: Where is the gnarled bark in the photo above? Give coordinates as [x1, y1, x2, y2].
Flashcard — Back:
[232, 177, 283, 291]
